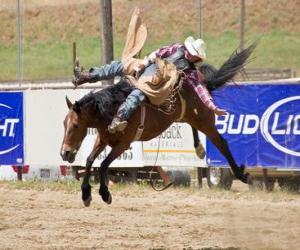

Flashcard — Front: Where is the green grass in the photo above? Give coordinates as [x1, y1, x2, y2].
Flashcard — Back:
[0, 179, 81, 192]
[1, 30, 300, 81]
[1, 180, 299, 203]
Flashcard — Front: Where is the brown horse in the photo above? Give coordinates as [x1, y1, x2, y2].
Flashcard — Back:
[60, 44, 255, 206]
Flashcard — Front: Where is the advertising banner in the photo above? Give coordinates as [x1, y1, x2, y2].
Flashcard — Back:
[80, 128, 144, 167]
[0, 92, 24, 165]
[143, 123, 206, 167]
[24, 89, 88, 165]
[207, 83, 300, 169]
[4, 89, 205, 168]
[24, 89, 143, 167]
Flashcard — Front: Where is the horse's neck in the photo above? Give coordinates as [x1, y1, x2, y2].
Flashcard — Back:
[82, 108, 108, 130]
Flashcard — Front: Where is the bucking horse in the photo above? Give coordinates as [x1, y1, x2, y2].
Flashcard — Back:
[60, 43, 256, 206]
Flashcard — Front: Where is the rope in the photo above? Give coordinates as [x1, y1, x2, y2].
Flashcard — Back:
[146, 77, 183, 116]
[149, 135, 174, 192]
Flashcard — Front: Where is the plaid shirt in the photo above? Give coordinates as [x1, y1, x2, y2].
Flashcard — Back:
[153, 44, 216, 111]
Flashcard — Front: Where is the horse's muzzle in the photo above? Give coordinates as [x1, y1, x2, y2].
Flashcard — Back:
[60, 149, 77, 163]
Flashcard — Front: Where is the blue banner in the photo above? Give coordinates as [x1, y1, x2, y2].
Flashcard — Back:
[207, 83, 300, 169]
[0, 92, 24, 165]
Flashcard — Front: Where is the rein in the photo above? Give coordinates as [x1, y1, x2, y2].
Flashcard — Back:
[146, 78, 184, 191]
[148, 135, 174, 192]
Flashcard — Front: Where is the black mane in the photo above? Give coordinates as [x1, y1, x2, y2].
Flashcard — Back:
[78, 79, 134, 120]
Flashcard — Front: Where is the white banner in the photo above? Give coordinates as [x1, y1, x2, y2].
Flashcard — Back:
[80, 128, 144, 167]
[24, 89, 89, 165]
[23, 89, 206, 168]
[142, 123, 206, 167]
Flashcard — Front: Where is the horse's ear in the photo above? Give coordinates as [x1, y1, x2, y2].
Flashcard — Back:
[73, 101, 81, 113]
[66, 96, 72, 109]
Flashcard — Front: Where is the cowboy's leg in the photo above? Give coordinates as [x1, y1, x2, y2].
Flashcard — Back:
[73, 60, 124, 86]
[108, 88, 146, 133]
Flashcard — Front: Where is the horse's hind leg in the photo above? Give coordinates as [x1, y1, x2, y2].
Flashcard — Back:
[198, 123, 248, 183]
[82, 134, 107, 207]
[192, 126, 206, 159]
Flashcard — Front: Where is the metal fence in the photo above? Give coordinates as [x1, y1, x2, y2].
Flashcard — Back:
[1, 0, 299, 84]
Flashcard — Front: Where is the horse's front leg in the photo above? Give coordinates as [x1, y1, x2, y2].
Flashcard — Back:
[99, 146, 126, 204]
[82, 134, 107, 207]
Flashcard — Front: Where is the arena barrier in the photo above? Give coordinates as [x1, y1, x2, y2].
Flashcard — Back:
[0, 85, 206, 180]
[2, 78, 300, 182]
[207, 78, 300, 170]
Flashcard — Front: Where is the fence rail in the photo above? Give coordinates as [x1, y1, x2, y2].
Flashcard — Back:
[0, 70, 298, 91]
[238, 68, 296, 81]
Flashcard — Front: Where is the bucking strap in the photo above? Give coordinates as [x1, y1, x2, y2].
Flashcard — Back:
[176, 91, 186, 121]
[133, 105, 146, 141]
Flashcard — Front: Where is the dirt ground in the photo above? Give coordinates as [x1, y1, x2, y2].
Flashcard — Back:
[0, 181, 299, 250]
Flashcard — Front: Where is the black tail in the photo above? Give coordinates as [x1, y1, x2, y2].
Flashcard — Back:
[201, 42, 257, 92]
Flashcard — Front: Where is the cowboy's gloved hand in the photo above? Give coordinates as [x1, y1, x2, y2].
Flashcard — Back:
[214, 107, 227, 116]
[133, 64, 145, 78]
[72, 59, 85, 88]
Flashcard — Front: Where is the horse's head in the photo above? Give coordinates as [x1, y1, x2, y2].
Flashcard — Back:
[60, 96, 88, 163]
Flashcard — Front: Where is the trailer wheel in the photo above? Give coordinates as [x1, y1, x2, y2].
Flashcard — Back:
[248, 178, 264, 191]
[207, 167, 233, 190]
[167, 170, 191, 187]
[108, 169, 137, 183]
[248, 177, 275, 191]
[278, 177, 300, 192]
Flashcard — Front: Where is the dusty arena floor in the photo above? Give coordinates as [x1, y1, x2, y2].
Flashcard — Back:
[0, 181, 299, 250]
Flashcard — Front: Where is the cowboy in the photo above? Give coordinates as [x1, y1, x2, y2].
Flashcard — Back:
[73, 36, 226, 133]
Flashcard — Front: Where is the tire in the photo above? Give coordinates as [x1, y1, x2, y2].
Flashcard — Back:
[278, 177, 300, 192]
[108, 169, 137, 183]
[248, 177, 275, 191]
[207, 167, 233, 190]
[167, 170, 191, 187]
[248, 177, 264, 191]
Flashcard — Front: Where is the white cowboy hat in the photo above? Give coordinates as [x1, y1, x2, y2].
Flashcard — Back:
[184, 36, 207, 60]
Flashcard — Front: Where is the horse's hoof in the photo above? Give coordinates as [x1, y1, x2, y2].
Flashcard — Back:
[83, 196, 92, 207]
[106, 193, 112, 205]
[195, 144, 206, 159]
[99, 187, 112, 205]
[101, 192, 112, 205]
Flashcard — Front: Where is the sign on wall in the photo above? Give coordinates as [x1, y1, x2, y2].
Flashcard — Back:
[207, 83, 300, 169]
[0, 92, 24, 165]
[143, 123, 206, 167]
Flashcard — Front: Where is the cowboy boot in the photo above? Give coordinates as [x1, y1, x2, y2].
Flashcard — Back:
[108, 89, 146, 134]
[108, 116, 128, 134]
[72, 71, 91, 87]
[72, 59, 99, 87]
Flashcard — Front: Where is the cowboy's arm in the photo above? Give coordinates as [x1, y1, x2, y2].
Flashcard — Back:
[136, 44, 183, 70]
[196, 84, 227, 115]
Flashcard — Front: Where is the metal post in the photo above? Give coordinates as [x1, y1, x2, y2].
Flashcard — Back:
[197, 168, 203, 188]
[240, 0, 245, 50]
[16, 0, 22, 86]
[100, 0, 114, 61]
[100, 0, 114, 85]
[197, 0, 203, 38]
[17, 166, 23, 181]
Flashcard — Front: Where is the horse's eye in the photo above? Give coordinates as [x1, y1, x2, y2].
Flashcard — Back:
[73, 124, 78, 129]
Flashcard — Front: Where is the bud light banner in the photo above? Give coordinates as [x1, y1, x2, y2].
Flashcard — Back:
[207, 83, 300, 169]
[0, 92, 24, 165]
